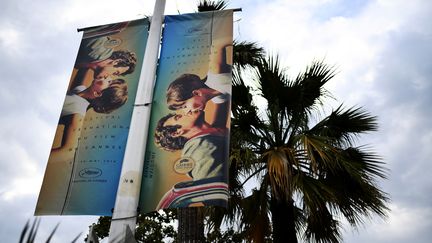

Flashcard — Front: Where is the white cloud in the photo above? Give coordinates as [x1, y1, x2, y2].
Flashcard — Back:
[344, 203, 432, 243]
[238, 0, 429, 98]
[383, 204, 431, 237]
[0, 25, 25, 56]
[2, 174, 42, 201]
[0, 141, 44, 201]
[59, 0, 153, 28]
[56, 0, 199, 30]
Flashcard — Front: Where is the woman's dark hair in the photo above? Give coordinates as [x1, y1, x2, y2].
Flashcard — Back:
[155, 113, 188, 151]
[110, 50, 137, 76]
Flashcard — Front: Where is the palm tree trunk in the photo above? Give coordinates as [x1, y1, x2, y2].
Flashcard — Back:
[271, 196, 297, 243]
[177, 207, 204, 242]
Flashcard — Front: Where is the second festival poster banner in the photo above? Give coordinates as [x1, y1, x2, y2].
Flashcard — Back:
[140, 10, 233, 213]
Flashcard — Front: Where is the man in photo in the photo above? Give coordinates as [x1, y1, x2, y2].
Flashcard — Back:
[165, 41, 232, 120]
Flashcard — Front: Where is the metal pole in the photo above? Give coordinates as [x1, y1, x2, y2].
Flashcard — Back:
[108, 0, 166, 242]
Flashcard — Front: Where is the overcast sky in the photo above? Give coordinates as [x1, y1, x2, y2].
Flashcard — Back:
[1, 0, 431, 242]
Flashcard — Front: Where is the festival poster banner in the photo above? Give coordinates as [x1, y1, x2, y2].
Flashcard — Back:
[139, 10, 233, 213]
[35, 18, 149, 215]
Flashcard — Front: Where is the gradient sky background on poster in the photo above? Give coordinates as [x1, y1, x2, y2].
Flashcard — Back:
[63, 19, 149, 215]
[37, 18, 149, 216]
[139, 11, 229, 213]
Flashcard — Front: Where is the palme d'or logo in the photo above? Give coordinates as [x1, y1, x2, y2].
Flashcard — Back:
[173, 157, 195, 174]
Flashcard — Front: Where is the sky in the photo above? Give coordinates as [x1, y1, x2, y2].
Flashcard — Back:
[0, 0, 431, 242]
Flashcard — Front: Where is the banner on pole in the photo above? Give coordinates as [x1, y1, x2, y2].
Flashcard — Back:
[35, 18, 150, 215]
[139, 10, 233, 213]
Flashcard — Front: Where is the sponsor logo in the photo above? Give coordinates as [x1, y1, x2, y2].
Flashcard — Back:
[173, 157, 195, 174]
[104, 37, 122, 48]
[79, 168, 102, 178]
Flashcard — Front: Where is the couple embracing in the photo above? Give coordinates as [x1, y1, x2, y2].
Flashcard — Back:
[154, 41, 232, 209]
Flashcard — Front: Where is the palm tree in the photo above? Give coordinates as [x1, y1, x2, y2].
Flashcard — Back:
[228, 56, 389, 242]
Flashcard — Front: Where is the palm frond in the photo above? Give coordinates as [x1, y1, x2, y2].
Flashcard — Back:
[255, 55, 288, 110]
[290, 60, 336, 114]
[232, 40, 265, 77]
[231, 82, 255, 115]
[197, 0, 228, 12]
[310, 105, 378, 146]
[231, 110, 269, 148]
[294, 173, 335, 207]
[293, 173, 343, 242]
[241, 177, 271, 243]
[45, 223, 60, 243]
[340, 146, 388, 180]
[71, 233, 83, 243]
[19, 220, 30, 243]
[28, 218, 40, 243]
[323, 147, 389, 226]
[303, 204, 341, 243]
[19, 219, 65, 243]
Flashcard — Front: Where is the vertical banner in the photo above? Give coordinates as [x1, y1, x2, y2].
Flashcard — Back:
[139, 10, 233, 213]
[35, 18, 149, 215]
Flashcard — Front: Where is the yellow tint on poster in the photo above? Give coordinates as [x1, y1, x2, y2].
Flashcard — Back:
[35, 18, 149, 215]
[139, 10, 233, 213]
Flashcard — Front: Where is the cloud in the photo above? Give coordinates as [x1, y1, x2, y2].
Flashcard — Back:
[0, 25, 25, 57]
[0, 108, 55, 202]
[343, 203, 432, 243]
[0, 141, 42, 201]
[0, 193, 98, 242]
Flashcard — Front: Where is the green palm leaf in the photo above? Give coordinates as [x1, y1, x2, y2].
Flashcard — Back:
[197, 0, 228, 12]
[309, 105, 378, 147]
